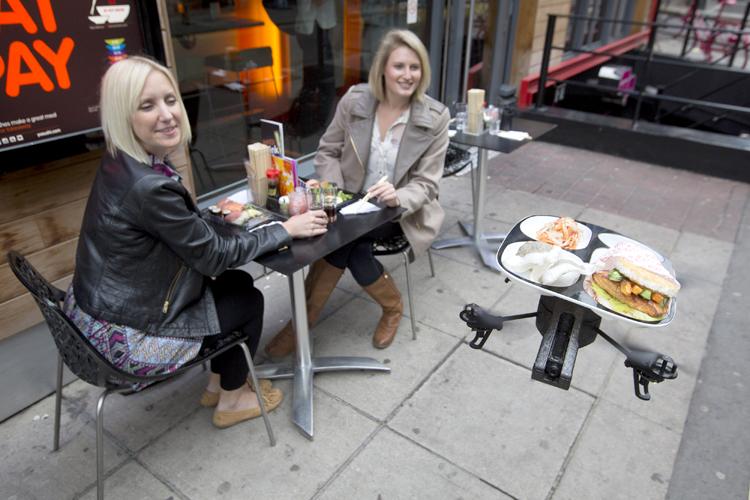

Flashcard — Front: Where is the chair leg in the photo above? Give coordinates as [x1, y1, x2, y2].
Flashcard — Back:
[402, 250, 417, 340]
[427, 249, 436, 278]
[238, 343, 276, 447]
[53, 354, 63, 451]
[95, 389, 113, 500]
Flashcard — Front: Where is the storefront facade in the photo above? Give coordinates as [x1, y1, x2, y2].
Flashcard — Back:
[0, 0, 651, 419]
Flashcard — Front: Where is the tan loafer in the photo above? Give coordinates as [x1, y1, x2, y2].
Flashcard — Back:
[212, 386, 284, 429]
[200, 379, 273, 408]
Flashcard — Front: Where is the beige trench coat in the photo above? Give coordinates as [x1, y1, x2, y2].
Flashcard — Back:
[314, 84, 450, 256]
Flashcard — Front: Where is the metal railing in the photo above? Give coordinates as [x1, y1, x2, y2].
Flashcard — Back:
[535, 11, 750, 131]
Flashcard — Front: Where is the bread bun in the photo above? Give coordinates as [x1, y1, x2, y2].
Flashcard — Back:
[613, 257, 680, 297]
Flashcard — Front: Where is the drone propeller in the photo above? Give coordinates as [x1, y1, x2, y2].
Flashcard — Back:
[595, 328, 679, 401]
[459, 304, 536, 349]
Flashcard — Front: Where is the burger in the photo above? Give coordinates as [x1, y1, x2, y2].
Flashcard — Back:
[589, 257, 680, 321]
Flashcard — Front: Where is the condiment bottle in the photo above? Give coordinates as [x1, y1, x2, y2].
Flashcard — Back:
[266, 168, 280, 198]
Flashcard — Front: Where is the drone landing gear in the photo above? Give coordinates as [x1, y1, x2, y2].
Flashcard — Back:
[460, 296, 678, 400]
[595, 328, 678, 401]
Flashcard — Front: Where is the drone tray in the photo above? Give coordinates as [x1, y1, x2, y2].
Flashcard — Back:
[496, 215, 677, 328]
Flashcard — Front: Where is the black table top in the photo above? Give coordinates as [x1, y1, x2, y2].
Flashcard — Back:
[255, 205, 404, 276]
[450, 118, 557, 153]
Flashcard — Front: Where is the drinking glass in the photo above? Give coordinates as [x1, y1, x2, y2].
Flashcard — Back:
[453, 102, 467, 132]
[322, 183, 338, 224]
[288, 187, 308, 216]
[308, 187, 323, 211]
[483, 105, 500, 135]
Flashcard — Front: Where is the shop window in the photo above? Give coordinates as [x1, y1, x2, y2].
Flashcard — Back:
[167, 0, 432, 196]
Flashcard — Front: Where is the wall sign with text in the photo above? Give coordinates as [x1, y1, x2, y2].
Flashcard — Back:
[0, 0, 146, 152]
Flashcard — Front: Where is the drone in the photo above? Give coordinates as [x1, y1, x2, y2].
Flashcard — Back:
[459, 292, 678, 401]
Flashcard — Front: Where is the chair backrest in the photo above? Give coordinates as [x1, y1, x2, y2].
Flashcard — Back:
[6, 251, 129, 389]
[372, 233, 411, 256]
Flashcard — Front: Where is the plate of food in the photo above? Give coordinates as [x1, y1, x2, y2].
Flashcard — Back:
[210, 199, 281, 231]
[584, 243, 680, 322]
[501, 241, 593, 288]
[519, 215, 592, 250]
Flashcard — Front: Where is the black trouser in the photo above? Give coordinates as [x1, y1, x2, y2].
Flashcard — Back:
[200, 270, 263, 391]
[325, 222, 403, 286]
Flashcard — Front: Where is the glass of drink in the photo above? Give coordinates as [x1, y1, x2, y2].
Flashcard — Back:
[453, 102, 467, 132]
[322, 183, 338, 224]
[483, 105, 500, 135]
[288, 187, 308, 216]
[308, 187, 323, 211]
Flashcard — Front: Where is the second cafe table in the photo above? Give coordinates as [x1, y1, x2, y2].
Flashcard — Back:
[254, 202, 405, 440]
[432, 118, 556, 271]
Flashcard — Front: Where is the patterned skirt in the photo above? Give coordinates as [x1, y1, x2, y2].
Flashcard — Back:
[63, 285, 201, 390]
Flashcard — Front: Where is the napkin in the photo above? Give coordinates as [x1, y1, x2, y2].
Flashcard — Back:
[496, 130, 532, 141]
[340, 199, 381, 215]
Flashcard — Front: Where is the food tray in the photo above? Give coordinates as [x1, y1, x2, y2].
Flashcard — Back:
[202, 203, 286, 232]
[496, 215, 677, 327]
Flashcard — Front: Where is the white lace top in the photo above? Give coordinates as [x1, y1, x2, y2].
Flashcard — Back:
[363, 108, 410, 190]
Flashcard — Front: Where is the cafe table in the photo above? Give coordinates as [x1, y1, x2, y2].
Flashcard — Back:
[251, 201, 405, 440]
[432, 118, 556, 271]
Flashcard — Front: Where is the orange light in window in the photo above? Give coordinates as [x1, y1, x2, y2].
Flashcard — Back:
[235, 2, 287, 97]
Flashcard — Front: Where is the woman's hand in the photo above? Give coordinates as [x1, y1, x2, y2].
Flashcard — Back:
[367, 181, 400, 207]
[303, 179, 321, 189]
[281, 210, 328, 239]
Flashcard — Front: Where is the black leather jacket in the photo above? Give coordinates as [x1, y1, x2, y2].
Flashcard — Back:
[73, 151, 291, 338]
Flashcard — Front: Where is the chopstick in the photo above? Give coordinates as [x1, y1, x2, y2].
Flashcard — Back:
[362, 175, 389, 203]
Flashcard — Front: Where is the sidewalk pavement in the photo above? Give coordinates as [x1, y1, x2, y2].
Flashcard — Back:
[1, 141, 748, 500]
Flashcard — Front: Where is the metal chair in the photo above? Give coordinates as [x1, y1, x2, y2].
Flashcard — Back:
[6, 250, 275, 500]
[372, 235, 436, 340]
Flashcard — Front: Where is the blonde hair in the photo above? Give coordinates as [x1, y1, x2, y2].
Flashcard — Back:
[100, 56, 191, 164]
[368, 29, 431, 103]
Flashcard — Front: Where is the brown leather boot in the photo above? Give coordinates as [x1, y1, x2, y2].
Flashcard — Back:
[363, 272, 403, 349]
[264, 259, 344, 358]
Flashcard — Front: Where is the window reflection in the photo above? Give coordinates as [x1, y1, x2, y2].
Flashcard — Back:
[167, 0, 430, 196]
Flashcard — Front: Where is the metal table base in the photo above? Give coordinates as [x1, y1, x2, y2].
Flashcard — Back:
[432, 148, 505, 271]
[255, 271, 390, 440]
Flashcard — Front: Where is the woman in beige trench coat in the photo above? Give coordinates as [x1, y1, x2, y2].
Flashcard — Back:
[265, 29, 449, 357]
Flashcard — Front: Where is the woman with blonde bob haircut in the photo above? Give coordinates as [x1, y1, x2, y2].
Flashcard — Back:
[100, 56, 191, 164]
[266, 29, 449, 358]
[65, 56, 330, 429]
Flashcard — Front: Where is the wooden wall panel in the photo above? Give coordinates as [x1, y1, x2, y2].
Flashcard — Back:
[0, 152, 100, 225]
[0, 275, 73, 342]
[0, 239, 78, 304]
[0, 218, 45, 257]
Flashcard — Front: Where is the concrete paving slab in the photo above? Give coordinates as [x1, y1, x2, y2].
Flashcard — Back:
[599, 355, 698, 434]
[78, 460, 174, 500]
[668, 232, 734, 286]
[258, 270, 358, 357]
[138, 380, 378, 500]
[312, 296, 461, 420]
[390, 347, 593, 500]
[483, 189, 586, 227]
[60, 370, 207, 453]
[430, 213, 511, 269]
[668, 193, 750, 500]
[318, 427, 512, 499]
[483, 283, 628, 397]
[0, 385, 128, 500]
[657, 277, 722, 349]
[439, 175, 477, 215]
[577, 208, 681, 258]
[551, 399, 682, 500]
[385, 253, 512, 339]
